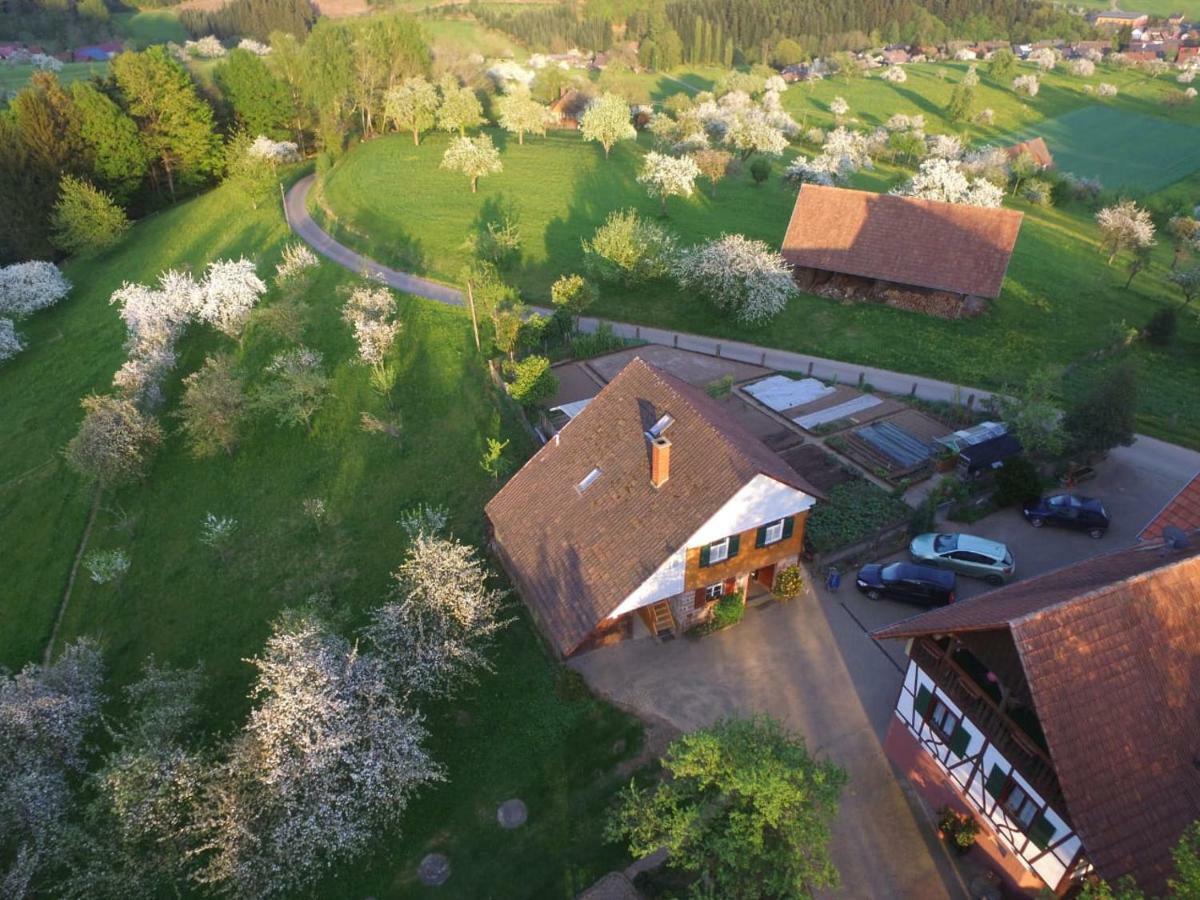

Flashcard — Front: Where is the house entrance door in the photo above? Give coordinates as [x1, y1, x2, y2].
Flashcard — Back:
[754, 565, 775, 590]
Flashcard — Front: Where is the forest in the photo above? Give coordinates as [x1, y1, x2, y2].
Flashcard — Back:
[476, 0, 1094, 63]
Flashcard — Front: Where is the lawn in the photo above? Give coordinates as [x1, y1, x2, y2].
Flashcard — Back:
[1003, 105, 1200, 191]
[0, 178, 641, 897]
[0, 60, 108, 94]
[112, 9, 188, 47]
[316, 79, 1200, 446]
[420, 16, 528, 58]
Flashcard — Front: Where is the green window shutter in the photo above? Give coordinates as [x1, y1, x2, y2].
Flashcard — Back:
[947, 723, 970, 757]
[985, 764, 1008, 799]
[755, 526, 767, 549]
[1027, 812, 1056, 850]
[914, 685, 932, 717]
[728, 534, 740, 558]
[782, 516, 795, 539]
[699, 545, 711, 568]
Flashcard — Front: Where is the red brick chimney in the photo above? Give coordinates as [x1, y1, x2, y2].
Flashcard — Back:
[651, 436, 671, 488]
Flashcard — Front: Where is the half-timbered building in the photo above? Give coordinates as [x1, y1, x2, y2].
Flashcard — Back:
[873, 539, 1200, 896]
[485, 357, 821, 657]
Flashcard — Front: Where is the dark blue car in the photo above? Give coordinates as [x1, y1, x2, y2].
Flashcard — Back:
[1022, 493, 1110, 539]
[855, 562, 957, 607]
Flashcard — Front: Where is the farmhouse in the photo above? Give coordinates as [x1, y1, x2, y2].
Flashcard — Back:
[1004, 136, 1054, 170]
[873, 539, 1200, 896]
[548, 88, 589, 128]
[780, 184, 1024, 317]
[1090, 9, 1150, 29]
[485, 357, 820, 657]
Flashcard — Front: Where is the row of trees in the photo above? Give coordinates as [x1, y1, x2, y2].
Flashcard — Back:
[2, 514, 510, 897]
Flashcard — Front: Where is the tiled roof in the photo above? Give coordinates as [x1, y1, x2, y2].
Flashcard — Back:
[874, 542, 1200, 893]
[1005, 136, 1054, 169]
[1141, 473, 1200, 540]
[485, 358, 818, 656]
[780, 185, 1024, 299]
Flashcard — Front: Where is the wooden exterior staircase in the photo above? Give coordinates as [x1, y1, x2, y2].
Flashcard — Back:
[639, 600, 676, 640]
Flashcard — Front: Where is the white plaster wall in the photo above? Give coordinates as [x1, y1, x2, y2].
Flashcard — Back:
[607, 475, 814, 618]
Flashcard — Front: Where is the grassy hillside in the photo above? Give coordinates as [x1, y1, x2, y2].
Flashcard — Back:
[0, 177, 640, 897]
[315, 63, 1200, 445]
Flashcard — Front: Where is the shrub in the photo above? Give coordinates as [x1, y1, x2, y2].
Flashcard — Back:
[1023, 178, 1054, 207]
[51, 176, 130, 257]
[749, 157, 771, 184]
[773, 565, 804, 600]
[571, 322, 630, 358]
[706, 592, 745, 631]
[582, 209, 678, 285]
[937, 806, 980, 851]
[994, 457, 1042, 507]
[0, 261, 72, 319]
[506, 354, 557, 407]
[0, 318, 23, 363]
[64, 394, 163, 486]
[1145, 306, 1178, 346]
[85, 548, 130, 584]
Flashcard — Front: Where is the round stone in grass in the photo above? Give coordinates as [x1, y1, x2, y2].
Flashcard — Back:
[418, 853, 451, 886]
[497, 798, 528, 829]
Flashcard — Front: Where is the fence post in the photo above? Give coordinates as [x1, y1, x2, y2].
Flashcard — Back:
[857, 371, 865, 389]
[716, 343, 722, 358]
[673, 334, 678, 348]
[761, 351, 767, 366]
[807, 361, 814, 376]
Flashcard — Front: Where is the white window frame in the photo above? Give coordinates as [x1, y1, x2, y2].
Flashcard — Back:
[708, 537, 730, 564]
[763, 518, 785, 545]
[704, 583, 723, 600]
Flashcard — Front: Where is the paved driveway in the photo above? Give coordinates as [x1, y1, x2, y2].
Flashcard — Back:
[571, 588, 967, 900]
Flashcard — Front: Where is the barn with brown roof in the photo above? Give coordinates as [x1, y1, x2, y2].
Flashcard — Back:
[485, 357, 821, 657]
[780, 185, 1024, 318]
[872, 539, 1200, 896]
[1004, 136, 1054, 170]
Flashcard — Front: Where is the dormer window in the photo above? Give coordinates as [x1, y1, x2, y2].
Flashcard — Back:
[577, 468, 601, 493]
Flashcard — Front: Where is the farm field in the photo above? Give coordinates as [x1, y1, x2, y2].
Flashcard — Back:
[1003, 105, 1200, 191]
[0, 177, 641, 897]
[421, 16, 528, 58]
[112, 9, 189, 46]
[316, 70, 1200, 445]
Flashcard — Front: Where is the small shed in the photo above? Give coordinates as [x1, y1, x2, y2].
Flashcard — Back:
[956, 433, 1023, 477]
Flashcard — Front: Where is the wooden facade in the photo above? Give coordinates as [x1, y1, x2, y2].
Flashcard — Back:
[683, 511, 807, 591]
[895, 638, 1089, 893]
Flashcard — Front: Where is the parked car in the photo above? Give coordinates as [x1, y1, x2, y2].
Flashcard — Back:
[1022, 493, 1110, 538]
[855, 562, 957, 606]
[909, 532, 1015, 584]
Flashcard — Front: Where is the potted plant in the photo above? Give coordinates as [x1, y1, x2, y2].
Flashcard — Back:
[937, 805, 980, 855]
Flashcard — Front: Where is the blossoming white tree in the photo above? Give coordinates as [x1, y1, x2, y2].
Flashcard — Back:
[893, 158, 1005, 207]
[195, 258, 267, 341]
[0, 261, 72, 319]
[1096, 201, 1156, 264]
[1098, 82, 1118, 97]
[1029, 47, 1057, 70]
[247, 136, 300, 165]
[723, 107, 789, 158]
[495, 86, 553, 145]
[274, 242, 318, 286]
[881, 65, 907, 83]
[384, 76, 440, 146]
[926, 133, 963, 160]
[257, 347, 329, 432]
[829, 95, 849, 122]
[638, 151, 701, 214]
[191, 613, 443, 898]
[236, 38, 271, 55]
[1068, 58, 1095, 77]
[0, 318, 23, 363]
[1013, 74, 1040, 96]
[440, 134, 503, 193]
[580, 92, 636, 158]
[0, 639, 104, 897]
[435, 76, 483, 136]
[364, 535, 511, 697]
[674, 234, 796, 323]
[342, 284, 401, 368]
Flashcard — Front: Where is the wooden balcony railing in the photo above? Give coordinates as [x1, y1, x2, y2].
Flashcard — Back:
[912, 638, 1063, 807]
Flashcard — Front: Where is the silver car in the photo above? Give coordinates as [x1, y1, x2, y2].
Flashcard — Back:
[909, 532, 1015, 585]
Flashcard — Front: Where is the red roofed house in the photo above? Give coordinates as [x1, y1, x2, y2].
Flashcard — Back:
[1005, 136, 1054, 170]
[780, 184, 1024, 318]
[1178, 45, 1200, 64]
[485, 357, 821, 657]
[873, 539, 1200, 896]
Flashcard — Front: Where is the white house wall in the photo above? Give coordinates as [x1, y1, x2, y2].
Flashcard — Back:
[898, 660, 1082, 890]
[607, 475, 815, 619]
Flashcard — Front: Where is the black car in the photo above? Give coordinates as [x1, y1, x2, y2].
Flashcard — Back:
[855, 562, 957, 607]
[1022, 493, 1110, 538]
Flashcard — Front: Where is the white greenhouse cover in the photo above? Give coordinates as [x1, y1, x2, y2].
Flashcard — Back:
[743, 376, 835, 412]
